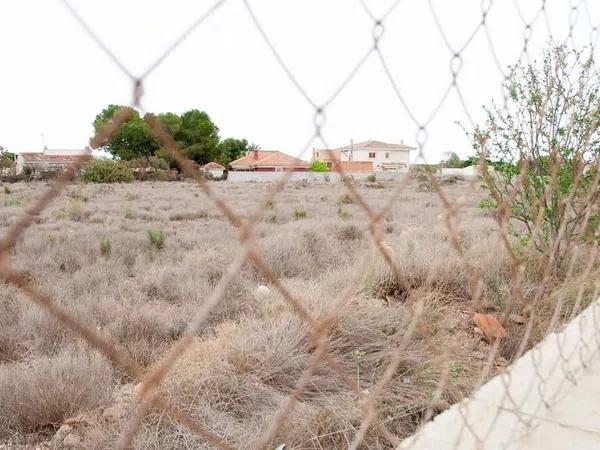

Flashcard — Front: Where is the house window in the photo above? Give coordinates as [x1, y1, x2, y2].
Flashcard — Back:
[385, 152, 390, 159]
[368, 152, 376, 158]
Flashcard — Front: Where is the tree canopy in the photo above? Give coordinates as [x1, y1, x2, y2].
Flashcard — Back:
[92, 105, 251, 167]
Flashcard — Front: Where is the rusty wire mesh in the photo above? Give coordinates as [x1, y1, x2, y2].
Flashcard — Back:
[2, 0, 600, 449]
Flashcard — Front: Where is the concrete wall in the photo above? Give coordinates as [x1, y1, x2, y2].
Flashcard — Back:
[227, 171, 409, 183]
[440, 166, 479, 177]
[398, 297, 600, 449]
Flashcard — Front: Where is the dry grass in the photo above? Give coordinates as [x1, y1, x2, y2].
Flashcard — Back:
[0, 179, 595, 448]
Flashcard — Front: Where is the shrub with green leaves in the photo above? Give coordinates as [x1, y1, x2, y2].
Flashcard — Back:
[3, 185, 11, 194]
[82, 160, 134, 183]
[147, 229, 165, 250]
[471, 45, 600, 263]
[477, 198, 497, 210]
[366, 174, 376, 183]
[308, 160, 329, 172]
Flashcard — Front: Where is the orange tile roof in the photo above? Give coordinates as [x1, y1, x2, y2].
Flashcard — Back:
[230, 150, 307, 169]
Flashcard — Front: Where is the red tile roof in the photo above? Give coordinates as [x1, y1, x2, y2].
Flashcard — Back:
[230, 150, 308, 169]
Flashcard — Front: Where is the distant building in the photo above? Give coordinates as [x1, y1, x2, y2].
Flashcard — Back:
[312, 140, 416, 172]
[16, 147, 92, 175]
[229, 150, 308, 172]
[201, 161, 225, 177]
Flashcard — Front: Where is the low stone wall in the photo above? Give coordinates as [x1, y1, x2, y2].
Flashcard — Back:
[440, 166, 479, 177]
[227, 171, 408, 182]
[398, 298, 600, 449]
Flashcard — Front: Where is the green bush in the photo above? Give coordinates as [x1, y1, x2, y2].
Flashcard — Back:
[366, 174, 376, 183]
[82, 160, 134, 183]
[3, 185, 11, 194]
[147, 229, 165, 250]
[308, 160, 330, 172]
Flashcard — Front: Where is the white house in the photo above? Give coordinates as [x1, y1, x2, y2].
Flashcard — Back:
[312, 140, 416, 172]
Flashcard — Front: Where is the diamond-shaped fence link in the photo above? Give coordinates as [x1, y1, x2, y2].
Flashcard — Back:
[1, 0, 600, 449]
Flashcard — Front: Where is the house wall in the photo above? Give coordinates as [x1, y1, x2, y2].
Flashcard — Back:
[340, 148, 410, 171]
[207, 169, 224, 177]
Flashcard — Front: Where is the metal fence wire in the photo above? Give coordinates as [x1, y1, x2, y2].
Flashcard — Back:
[1, 0, 600, 449]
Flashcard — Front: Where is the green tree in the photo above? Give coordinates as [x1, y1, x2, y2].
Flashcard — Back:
[92, 105, 159, 160]
[217, 138, 249, 165]
[309, 160, 330, 172]
[441, 151, 463, 168]
[472, 45, 600, 261]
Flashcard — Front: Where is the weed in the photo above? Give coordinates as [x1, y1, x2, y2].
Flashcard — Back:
[67, 199, 85, 221]
[124, 209, 136, 220]
[100, 237, 111, 257]
[3, 185, 11, 194]
[478, 198, 497, 210]
[53, 209, 67, 220]
[366, 174, 376, 183]
[338, 225, 362, 241]
[67, 189, 88, 202]
[337, 204, 350, 219]
[293, 207, 307, 220]
[4, 197, 21, 207]
[351, 350, 366, 389]
[147, 229, 165, 250]
[407, 240, 415, 256]
[338, 193, 354, 205]
[449, 361, 465, 377]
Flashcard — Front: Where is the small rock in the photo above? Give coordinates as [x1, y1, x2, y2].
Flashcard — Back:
[402, 377, 412, 385]
[62, 433, 81, 448]
[255, 285, 271, 299]
[52, 424, 73, 446]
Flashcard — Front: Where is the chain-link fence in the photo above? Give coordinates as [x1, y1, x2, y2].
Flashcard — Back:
[1, 0, 600, 449]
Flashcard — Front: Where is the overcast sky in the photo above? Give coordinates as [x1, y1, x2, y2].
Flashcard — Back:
[1, 0, 599, 163]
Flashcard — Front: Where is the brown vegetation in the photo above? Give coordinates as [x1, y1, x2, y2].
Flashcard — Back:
[0, 179, 596, 448]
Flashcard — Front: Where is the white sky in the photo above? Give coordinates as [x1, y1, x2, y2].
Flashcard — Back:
[1, 0, 599, 163]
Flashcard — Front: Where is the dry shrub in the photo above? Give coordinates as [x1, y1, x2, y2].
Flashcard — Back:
[106, 305, 183, 368]
[256, 225, 351, 279]
[154, 288, 437, 449]
[0, 350, 114, 437]
[168, 210, 208, 221]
